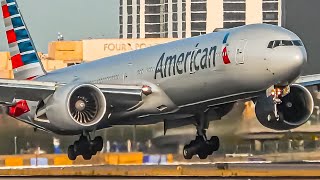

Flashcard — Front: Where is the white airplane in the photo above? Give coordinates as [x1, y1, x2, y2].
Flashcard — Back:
[0, 0, 319, 160]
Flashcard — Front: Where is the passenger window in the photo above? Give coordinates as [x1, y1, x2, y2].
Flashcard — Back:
[293, 40, 302, 46]
[267, 41, 274, 48]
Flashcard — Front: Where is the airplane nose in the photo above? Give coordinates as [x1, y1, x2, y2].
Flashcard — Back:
[284, 47, 307, 83]
[269, 46, 307, 85]
[291, 47, 307, 72]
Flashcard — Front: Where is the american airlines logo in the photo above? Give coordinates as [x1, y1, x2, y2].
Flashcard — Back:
[222, 33, 231, 64]
[154, 33, 231, 79]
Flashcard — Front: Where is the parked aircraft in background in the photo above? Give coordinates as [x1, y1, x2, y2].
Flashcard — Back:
[1, 0, 319, 160]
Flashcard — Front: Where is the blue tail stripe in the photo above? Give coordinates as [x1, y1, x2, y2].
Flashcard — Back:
[11, 17, 23, 28]
[3, 0, 47, 79]
[15, 28, 28, 41]
[7, 4, 18, 16]
[6, 0, 15, 3]
[22, 53, 38, 65]
[223, 33, 230, 44]
[18, 40, 33, 53]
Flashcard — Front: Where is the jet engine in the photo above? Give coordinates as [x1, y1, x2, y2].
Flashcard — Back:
[255, 84, 314, 130]
[42, 83, 108, 133]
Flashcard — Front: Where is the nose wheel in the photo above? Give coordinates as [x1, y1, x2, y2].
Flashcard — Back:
[183, 111, 220, 160]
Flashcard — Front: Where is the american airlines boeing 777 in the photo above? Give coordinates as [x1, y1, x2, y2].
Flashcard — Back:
[1, 0, 320, 160]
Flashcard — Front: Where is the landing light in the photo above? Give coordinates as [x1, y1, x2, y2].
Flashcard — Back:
[271, 88, 283, 97]
[142, 85, 152, 96]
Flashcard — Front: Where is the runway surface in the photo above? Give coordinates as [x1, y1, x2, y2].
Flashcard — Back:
[0, 162, 320, 178]
[0, 178, 311, 180]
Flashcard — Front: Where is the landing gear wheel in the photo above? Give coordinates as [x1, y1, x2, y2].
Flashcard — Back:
[93, 136, 103, 152]
[183, 144, 193, 160]
[198, 151, 208, 159]
[67, 133, 104, 160]
[68, 145, 77, 161]
[82, 152, 92, 160]
[197, 148, 208, 159]
[209, 136, 220, 152]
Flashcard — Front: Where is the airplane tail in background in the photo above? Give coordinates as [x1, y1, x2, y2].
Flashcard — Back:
[1, 0, 46, 80]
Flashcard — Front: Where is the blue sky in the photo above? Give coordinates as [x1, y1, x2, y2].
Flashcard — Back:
[0, 0, 119, 52]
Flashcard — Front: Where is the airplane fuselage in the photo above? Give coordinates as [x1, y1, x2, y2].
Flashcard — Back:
[30, 24, 306, 131]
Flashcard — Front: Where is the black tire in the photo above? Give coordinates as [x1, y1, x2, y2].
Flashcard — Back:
[92, 149, 98, 156]
[82, 152, 92, 160]
[197, 142, 210, 159]
[183, 144, 193, 160]
[197, 151, 208, 159]
[67, 145, 77, 161]
[93, 136, 103, 152]
[74, 140, 80, 152]
[209, 136, 220, 152]
[190, 140, 195, 146]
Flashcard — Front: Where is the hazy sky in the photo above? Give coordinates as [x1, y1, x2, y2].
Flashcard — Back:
[0, 0, 119, 52]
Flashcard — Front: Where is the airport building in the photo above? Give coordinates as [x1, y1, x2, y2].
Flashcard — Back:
[119, 0, 282, 38]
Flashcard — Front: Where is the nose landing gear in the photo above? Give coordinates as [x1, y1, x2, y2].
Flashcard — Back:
[183, 112, 220, 159]
[68, 134, 103, 160]
[269, 86, 290, 121]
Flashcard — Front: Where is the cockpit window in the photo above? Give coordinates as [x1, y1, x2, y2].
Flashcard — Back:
[274, 40, 281, 48]
[267, 40, 303, 48]
[282, 40, 293, 46]
[293, 40, 303, 46]
[267, 41, 274, 48]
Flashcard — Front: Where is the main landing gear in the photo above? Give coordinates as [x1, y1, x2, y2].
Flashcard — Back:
[67, 134, 103, 160]
[183, 112, 220, 159]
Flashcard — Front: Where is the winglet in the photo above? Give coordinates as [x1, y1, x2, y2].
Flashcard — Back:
[1, 0, 46, 80]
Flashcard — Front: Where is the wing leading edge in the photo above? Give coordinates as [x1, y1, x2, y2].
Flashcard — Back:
[0, 79, 143, 106]
[295, 74, 320, 87]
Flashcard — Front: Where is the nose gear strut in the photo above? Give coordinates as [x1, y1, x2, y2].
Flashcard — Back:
[269, 86, 290, 121]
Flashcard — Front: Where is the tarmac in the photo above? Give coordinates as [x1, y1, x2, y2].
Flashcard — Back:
[0, 162, 319, 178]
[0, 178, 286, 180]
[0, 178, 312, 180]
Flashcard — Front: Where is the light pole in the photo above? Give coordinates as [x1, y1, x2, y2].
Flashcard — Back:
[14, 136, 17, 155]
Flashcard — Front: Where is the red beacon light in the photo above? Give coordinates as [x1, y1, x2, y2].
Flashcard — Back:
[142, 85, 152, 96]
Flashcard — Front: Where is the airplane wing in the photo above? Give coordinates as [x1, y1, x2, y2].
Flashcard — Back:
[0, 79, 57, 102]
[0, 79, 142, 107]
[295, 74, 320, 87]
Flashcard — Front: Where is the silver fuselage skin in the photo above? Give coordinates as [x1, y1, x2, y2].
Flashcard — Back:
[30, 24, 306, 131]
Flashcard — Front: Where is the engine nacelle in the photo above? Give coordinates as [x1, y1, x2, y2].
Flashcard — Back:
[255, 84, 314, 130]
[44, 83, 107, 132]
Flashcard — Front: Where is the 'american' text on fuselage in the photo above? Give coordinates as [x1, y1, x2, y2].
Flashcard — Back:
[154, 43, 218, 79]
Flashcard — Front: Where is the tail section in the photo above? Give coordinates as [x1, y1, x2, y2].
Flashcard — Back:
[1, 0, 46, 80]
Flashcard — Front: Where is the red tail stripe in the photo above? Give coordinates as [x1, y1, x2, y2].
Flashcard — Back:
[6, 29, 17, 44]
[1, 5, 10, 18]
[222, 47, 231, 64]
[11, 54, 24, 68]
